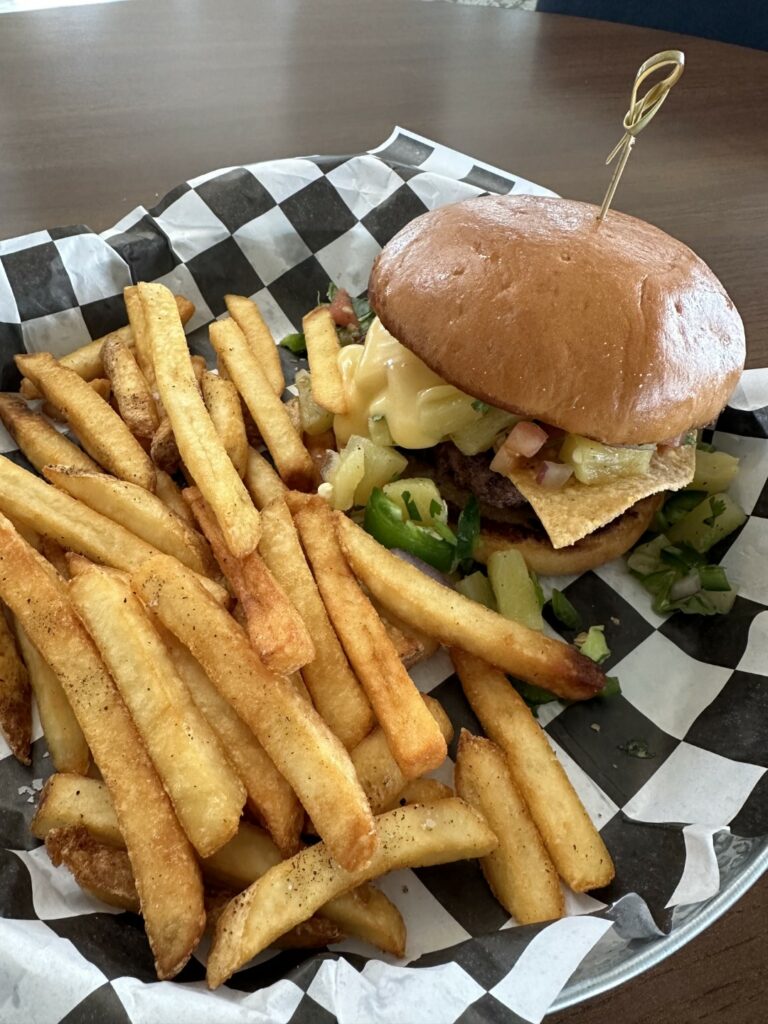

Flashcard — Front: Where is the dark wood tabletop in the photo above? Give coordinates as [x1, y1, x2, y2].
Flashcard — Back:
[0, 1, 765, 1019]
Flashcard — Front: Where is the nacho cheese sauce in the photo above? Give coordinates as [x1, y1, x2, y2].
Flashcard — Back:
[333, 318, 478, 449]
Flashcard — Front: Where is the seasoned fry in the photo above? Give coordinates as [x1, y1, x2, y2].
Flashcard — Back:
[259, 499, 373, 749]
[71, 567, 245, 857]
[190, 355, 207, 386]
[40, 537, 71, 578]
[32, 774, 122, 846]
[225, 294, 285, 396]
[102, 335, 160, 439]
[158, 625, 303, 856]
[155, 469, 197, 527]
[183, 487, 314, 675]
[351, 695, 453, 814]
[201, 371, 249, 477]
[336, 514, 605, 702]
[150, 417, 180, 474]
[14, 622, 88, 774]
[139, 282, 260, 558]
[296, 498, 446, 779]
[0, 517, 205, 979]
[44, 466, 215, 577]
[39, 379, 111, 425]
[244, 447, 287, 508]
[16, 353, 155, 490]
[382, 777, 454, 812]
[46, 826, 140, 912]
[455, 730, 564, 924]
[210, 318, 315, 490]
[0, 394, 99, 474]
[18, 295, 195, 400]
[0, 457, 227, 604]
[302, 306, 347, 414]
[124, 284, 156, 389]
[0, 608, 31, 764]
[452, 650, 615, 892]
[204, 821, 405, 956]
[208, 799, 497, 986]
[132, 553, 377, 871]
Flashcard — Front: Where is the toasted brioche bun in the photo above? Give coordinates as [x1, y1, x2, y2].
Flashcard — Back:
[369, 196, 745, 445]
[473, 494, 662, 576]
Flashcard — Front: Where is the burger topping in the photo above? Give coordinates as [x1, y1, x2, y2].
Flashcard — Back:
[558, 435, 655, 485]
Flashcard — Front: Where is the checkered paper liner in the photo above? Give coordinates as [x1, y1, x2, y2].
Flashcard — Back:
[0, 128, 766, 1024]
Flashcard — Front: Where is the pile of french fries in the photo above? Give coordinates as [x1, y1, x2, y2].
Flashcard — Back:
[0, 282, 614, 988]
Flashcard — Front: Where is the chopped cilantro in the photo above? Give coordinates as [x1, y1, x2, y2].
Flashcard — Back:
[471, 399, 491, 414]
[400, 490, 421, 521]
[549, 589, 582, 631]
[702, 495, 727, 528]
[429, 498, 443, 519]
[529, 570, 545, 611]
[455, 495, 480, 571]
[619, 738, 655, 759]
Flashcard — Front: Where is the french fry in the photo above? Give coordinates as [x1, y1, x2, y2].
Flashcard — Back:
[46, 826, 140, 912]
[158, 624, 303, 856]
[155, 469, 196, 527]
[0, 394, 99, 474]
[210, 318, 315, 490]
[132, 554, 377, 871]
[0, 457, 227, 604]
[18, 295, 195, 400]
[452, 650, 615, 892]
[0, 516, 205, 978]
[455, 730, 564, 925]
[70, 566, 245, 858]
[39, 379, 111, 425]
[123, 284, 156, 390]
[44, 466, 215, 578]
[381, 615, 437, 668]
[14, 622, 88, 774]
[382, 777, 454, 812]
[88, 378, 111, 402]
[336, 514, 606, 702]
[208, 799, 497, 986]
[150, 417, 180, 474]
[16, 353, 155, 491]
[258, 499, 373, 749]
[0, 608, 31, 764]
[201, 371, 248, 477]
[295, 498, 446, 779]
[203, 821, 406, 956]
[183, 487, 314, 675]
[102, 335, 160, 439]
[32, 774, 122, 846]
[302, 306, 347, 414]
[139, 282, 260, 558]
[244, 447, 287, 508]
[351, 695, 453, 814]
[225, 294, 285, 397]
[189, 355, 206, 385]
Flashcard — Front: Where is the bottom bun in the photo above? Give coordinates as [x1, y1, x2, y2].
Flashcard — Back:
[473, 494, 662, 576]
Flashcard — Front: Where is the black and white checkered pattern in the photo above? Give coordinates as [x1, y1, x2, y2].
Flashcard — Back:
[0, 128, 766, 1024]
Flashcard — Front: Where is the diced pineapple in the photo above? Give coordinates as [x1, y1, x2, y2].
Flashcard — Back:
[383, 478, 447, 526]
[559, 434, 654, 484]
[666, 492, 746, 553]
[295, 369, 334, 436]
[450, 407, 518, 456]
[455, 571, 497, 610]
[487, 549, 543, 631]
[689, 449, 740, 494]
[352, 436, 408, 505]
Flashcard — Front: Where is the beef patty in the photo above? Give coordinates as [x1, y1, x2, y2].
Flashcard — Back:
[434, 443, 527, 510]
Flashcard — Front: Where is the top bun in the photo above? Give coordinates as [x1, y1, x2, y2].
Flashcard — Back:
[368, 196, 745, 445]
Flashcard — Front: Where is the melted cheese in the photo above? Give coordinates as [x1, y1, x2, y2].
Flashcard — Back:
[333, 318, 479, 449]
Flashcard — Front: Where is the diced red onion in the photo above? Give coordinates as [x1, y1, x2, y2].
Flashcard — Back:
[505, 420, 548, 457]
[489, 443, 516, 476]
[391, 549, 453, 588]
[669, 571, 701, 601]
[535, 460, 574, 489]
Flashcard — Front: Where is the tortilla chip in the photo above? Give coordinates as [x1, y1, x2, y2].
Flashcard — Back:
[504, 445, 696, 549]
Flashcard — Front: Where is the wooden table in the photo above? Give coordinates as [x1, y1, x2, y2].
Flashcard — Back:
[0, 1, 765, 1019]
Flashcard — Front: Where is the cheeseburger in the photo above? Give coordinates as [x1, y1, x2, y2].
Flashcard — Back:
[331, 195, 746, 575]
